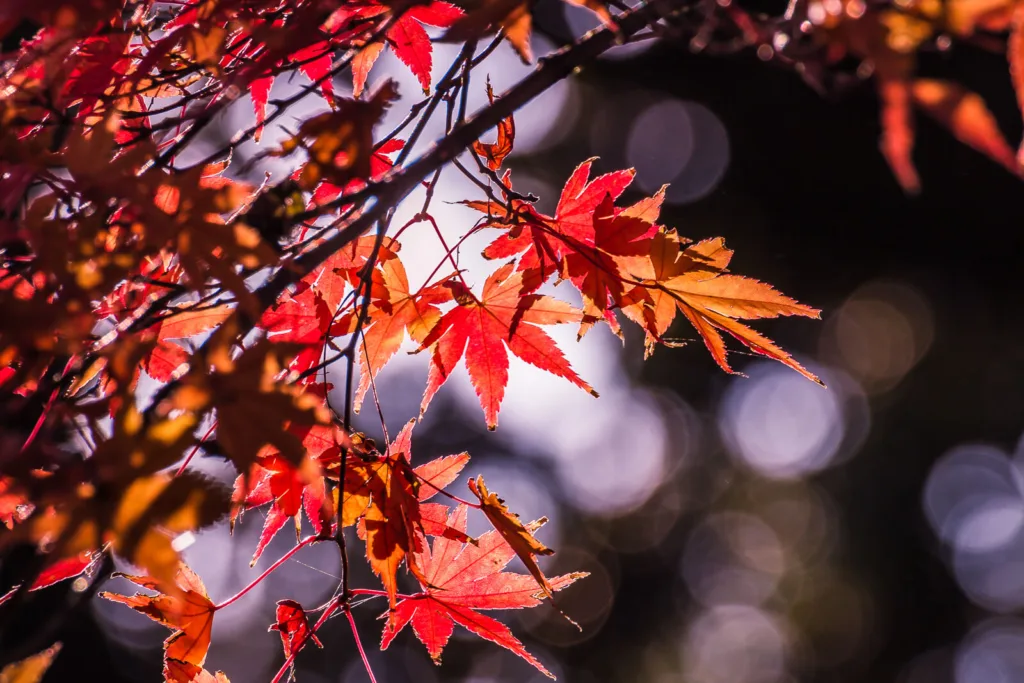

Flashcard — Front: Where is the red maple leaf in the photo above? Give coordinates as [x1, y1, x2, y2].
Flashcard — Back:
[232, 424, 343, 564]
[258, 290, 339, 377]
[251, 40, 335, 141]
[62, 33, 133, 119]
[259, 236, 399, 377]
[308, 138, 405, 208]
[142, 303, 234, 381]
[349, 1, 464, 97]
[417, 263, 596, 430]
[0, 550, 95, 608]
[30, 551, 95, 591]
[269, 599, 323, 661]
[474, 159, 637, 287]
[380, 504, 586, 678]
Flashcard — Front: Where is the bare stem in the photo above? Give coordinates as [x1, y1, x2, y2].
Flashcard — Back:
[214, 536, 317, 610]
[345, 604, 379, 683]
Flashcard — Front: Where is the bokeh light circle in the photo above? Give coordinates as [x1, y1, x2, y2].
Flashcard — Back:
[718, 363, 849, 479]
[682, 605, 789, 683]
[626, 100, 730, 203]
[821, 280, 934, 394]
[681, 512, 786, 607]
[924, 444, 1024, 555]
[553, 387, 669, 516]
[955, 619, 1024, 683]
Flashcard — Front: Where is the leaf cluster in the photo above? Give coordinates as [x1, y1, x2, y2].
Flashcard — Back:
[10, 0, 994, 679]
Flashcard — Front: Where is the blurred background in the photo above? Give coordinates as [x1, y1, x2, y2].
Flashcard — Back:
[22, 1, 1024, 680]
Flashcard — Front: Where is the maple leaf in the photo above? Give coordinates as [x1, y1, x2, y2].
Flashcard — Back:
[417, 263, 596, 430]
[261, 287, 339, 354]
[910, 79, 1018, 176]
[475, 159, 637, 287]
[345, 420, 470, 622]
[472, 80, 515, 171]
[138, 303, 235, 382]
[0, 642, 61, 683]
[157, 305, 235, 343]
[0, 550, 93, 606]
[305, 137, 405, 209]
[142, 342, 191, 383]
[560, 193, 655, 338]
[232, 424, 342, 564]
[61, 33, 133, 122]
[234, 454, 325, 565]
[251, 41, 336, 142]
[354, 255, 452, 412]
[269, 599, 323, 661]
[624, 232, 822, 383]
[28, 551, 94, 591]
[259, 236, 399, 378]
[273, 81, 399, 192]
[814, 2, 1022, 190]
[166, 324, 331, 476]
[349, 2, 465, 97]
[468, 475, 554, 597]
[380, 505, 586, 677]
[4, 465, 230, 594]
[101, 563, 216, 674]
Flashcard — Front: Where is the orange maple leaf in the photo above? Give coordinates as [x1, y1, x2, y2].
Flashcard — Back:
[472, 79, 515, 171]
[0, 642, 61, 683]
[354, 256, 452, 412]
[101, 563, 216, 675]
[468, 475, 554, 597]
[475, 160, 637, 288]
[624, 232, 822, 383]
[231, 423, 342, 564]
[347, 420, 470, 624]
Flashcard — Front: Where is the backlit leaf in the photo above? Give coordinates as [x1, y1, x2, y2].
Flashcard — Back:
[380, 505, 585, 677]
[101, 563, 216, 672]
[417, 264, 595, 429]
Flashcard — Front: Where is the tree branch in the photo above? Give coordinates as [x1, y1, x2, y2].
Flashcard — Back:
[251, 0, 682, 315]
